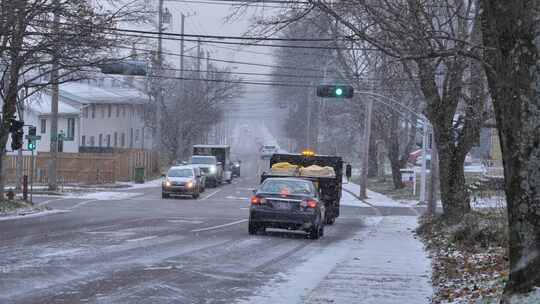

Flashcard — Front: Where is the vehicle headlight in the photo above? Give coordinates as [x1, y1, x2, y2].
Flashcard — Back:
[209, 166, 217, 173]
[234, 164, 240, 167]
[186, 181, 194, 188]
[165, 180, 171, 187]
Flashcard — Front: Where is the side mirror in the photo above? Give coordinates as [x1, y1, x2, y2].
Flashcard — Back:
[252, 189, 257, 195]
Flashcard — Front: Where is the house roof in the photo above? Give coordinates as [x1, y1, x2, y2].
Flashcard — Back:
[26, 93, 80, 115]
[58, 82, 147, 105]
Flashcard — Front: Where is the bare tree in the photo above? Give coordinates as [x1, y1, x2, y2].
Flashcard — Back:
[0, 0, 146, 199]
[480, 0, 540, 300]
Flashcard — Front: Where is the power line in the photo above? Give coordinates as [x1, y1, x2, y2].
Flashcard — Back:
[33, 22, 369, 51]
[164, 0, 295, 8]
[52, 20, 349, 42]
[118, 45, 326, 72]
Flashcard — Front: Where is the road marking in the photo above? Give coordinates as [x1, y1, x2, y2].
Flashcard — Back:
[191, 219, 248, 232]
[202, 189, 221, 199]
[36, 197, 68, 207]
[126, 235, 158, 242]
[69, 199, 98, 210]
[225, 196, 249, 201]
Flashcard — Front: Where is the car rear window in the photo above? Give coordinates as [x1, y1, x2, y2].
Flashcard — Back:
[263, 145, 276, 150]
[260, 179, 314, 195]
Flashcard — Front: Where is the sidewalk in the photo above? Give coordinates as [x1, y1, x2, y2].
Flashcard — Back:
[304, 186, 432, 303]
[304, 216, 432, 304]
[239, 186, 433, 304]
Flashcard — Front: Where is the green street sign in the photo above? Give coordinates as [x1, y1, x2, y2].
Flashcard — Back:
[26, 135, 42, 141]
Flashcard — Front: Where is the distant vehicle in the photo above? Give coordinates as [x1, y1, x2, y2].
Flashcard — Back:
[249, 177, 325, 239]
[278, 102, 287, 109]
[192, 145, 233, 184]
[162, 165, 203, 199]
[190, 155, 222, 187]
[231, 160, 241, 177]
[260, 145, 278, 159]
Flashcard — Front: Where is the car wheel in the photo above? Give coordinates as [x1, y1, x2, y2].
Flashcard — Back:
[248, 221, 258, 235]
[192, 192, 200, 199]
[308, 225, 321, 239]
[319, 224, 324, 237]
[326, 216, 336, 225]
[162, 193, 169, 199]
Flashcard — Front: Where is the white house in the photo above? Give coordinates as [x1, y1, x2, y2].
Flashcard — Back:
[5, 78, 153, 154]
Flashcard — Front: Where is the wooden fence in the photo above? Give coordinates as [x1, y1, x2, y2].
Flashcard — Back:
[3, 150, 159, 185]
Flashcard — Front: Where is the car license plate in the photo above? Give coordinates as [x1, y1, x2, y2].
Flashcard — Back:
[274, 202, 291, 210]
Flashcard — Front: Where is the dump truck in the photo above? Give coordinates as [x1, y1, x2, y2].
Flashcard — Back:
[260, 151, 344, 225]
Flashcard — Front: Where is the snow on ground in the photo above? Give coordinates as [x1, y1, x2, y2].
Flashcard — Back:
[116, 177, 163, 190]
[238, 190, 432, 304]
[305, 216, 432, 304]
[0, 209, 70, 222]
[471, 196, 506, 209]
[67, 191, 144, 200]
[342, 182, 403, 207]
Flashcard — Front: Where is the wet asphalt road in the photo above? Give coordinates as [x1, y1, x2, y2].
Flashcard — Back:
[0, 118, 422, 304]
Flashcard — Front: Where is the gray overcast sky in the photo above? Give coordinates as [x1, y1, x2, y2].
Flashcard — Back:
[160, 2, 280, 99]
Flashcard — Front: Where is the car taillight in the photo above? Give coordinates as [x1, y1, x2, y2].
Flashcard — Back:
[251, 196, 266, 205]
[301, 199, 318, 208]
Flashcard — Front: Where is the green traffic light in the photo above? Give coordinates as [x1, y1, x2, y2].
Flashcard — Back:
[335, 88, 343, 96]
[28, 142, 36, 151]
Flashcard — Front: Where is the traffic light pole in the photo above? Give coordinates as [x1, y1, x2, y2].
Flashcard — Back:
[359, 98, 373, 199]
[48, 0, 60, 191]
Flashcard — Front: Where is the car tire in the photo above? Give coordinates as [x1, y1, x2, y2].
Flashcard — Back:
[162, 193, 169, 199]
[192, 192, 200, 199]
[326, 216, 336, 225]
[308, 225, 321, 239]
[248, 221, 259, 235]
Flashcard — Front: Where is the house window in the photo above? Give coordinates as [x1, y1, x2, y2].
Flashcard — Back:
[116, 105, 120, 117]
[121, 133, 125, 147]
[114, 132, 118, 147]
[90, 136, 95, 147]
[81, 135, 86, 147]
[135, 129, 140, 142]
[83, 107, 88, 119]
[91, 104, 96, 118]
[67, 118, 75, 140]
[40, 119, 46, 134]
[99, 134, 103, 147]
[129, 128, 134, 148]
[106, 134, 111, 147]
[122, 106, 126, 117]
[108, 104, 112, 117]
[101, 106, 105, 118]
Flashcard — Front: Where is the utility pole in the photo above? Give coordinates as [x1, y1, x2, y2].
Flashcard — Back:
[179, 13, 185, 79]
[155, 0, 164, 158]
[48, 0, 60, 191]
[359, 98, 373, 199]
[16, 100, 24, 190]
[419, 118, 429, 203]
[196, 37, 201, 74]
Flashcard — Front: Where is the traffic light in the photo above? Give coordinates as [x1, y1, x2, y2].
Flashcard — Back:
[11, 129, 23, 150]
[99, 60, 147, 76]
[9, 119, 24, 151]
[316, 85, 354, 99]
[27, 126, 37, 151]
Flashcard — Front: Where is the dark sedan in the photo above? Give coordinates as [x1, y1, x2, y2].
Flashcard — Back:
[248, 177, 325, 239]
